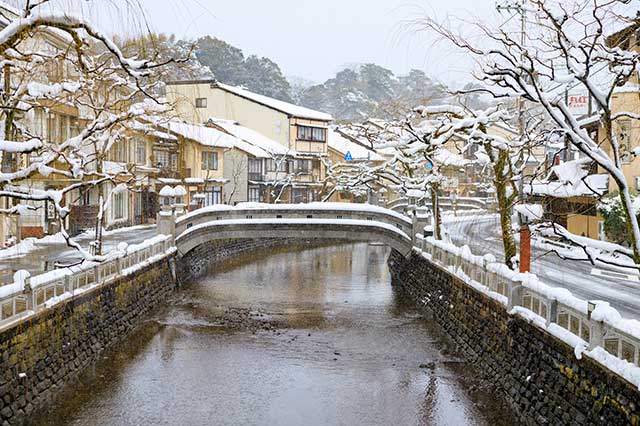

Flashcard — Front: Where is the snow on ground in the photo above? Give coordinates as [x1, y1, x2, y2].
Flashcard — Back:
[0, 233, 67, 260]
[0, 224, 157, 261]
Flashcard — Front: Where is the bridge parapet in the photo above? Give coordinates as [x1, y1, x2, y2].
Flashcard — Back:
[173, 203, 412, 238]
[169, 203, 414, 258]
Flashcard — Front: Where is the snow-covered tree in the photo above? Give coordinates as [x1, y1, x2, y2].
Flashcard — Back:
[423, 0, 640, 265]
[0, 1, 183, 261]
[333, 103, 524, 266]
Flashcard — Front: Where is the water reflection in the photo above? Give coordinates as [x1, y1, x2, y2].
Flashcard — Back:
[33, 243, 513, 426]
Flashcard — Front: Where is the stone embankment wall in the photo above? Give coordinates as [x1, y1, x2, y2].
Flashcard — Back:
[178, 237, 342, 283]
[178, 238, 287, 282]
[0, 256, 177, 426]
[388, 250, 640, 426]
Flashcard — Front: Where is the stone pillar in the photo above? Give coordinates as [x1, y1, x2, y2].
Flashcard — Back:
[412, 207, 431, 244]
[157, 211, 176, 238]
[507, 283, 523, 310]
[588, 321, 606, 350]
[547, 299, 558, 326]
[23, 277, 33, 311]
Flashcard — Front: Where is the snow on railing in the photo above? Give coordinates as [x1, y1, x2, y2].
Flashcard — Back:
[0, 234, 175, 329]
[416, 234, 640, 389]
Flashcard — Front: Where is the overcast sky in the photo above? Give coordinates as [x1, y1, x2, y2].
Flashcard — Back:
[129, 0, 499, 86]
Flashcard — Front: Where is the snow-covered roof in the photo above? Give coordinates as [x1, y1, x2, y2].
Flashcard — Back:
[158, 177, 181, 184]
[103, 161, 128, 175]
[131, 121, 178, 141]
[162, 121, 236, 149]
[328, 129, 385, 162]
[210, 118, 292, 157]
[406, 189, 428, 198]
[215, 83, 333, 121]
[526, 159, 609, 198]
[577, 113, 603, 128]
[163, 120, 274, 158]
[433, 148, 469, 167]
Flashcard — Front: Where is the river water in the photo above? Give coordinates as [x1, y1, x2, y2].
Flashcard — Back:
[33, 243, 514, 426]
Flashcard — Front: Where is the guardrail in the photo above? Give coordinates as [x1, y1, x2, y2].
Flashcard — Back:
[416, 235, 640, 370]
[0, 235, 174, 330]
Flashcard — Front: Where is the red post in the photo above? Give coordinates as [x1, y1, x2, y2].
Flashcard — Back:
[520, 224, 531, 273]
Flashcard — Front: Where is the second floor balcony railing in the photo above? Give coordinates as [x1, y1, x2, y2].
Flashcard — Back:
[248, 173, 265, 182]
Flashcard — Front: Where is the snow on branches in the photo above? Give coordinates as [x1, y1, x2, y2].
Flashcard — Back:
[0, 1, 181, 262]
[422, 0, 640, 264]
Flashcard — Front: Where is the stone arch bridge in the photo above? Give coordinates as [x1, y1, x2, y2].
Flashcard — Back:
[159, 203, 424, 259]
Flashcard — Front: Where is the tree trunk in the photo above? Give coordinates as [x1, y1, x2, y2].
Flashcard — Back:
[616, 184, 640, 264]
[603, 118, 640, 264]
[492, 147, 517, 268]
[431, 184, 442, 240]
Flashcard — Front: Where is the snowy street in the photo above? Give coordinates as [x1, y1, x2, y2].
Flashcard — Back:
[0, 225, 158, 284]
[444, 215, 640, 318]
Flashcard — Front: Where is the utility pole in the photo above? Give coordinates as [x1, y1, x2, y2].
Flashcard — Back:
[497, 0, 531, 272]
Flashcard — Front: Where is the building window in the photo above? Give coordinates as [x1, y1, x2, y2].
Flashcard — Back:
[117, 140, 127, 163]
[248, 186, 262, 202]
[293, 159, 312, 174]
[297, 126, 326, 142]
[266, 158, 287, 173]
[204, 186, 222, 206]
[201, 151, 218, 170]
[112, 191, 125, 220]
[136, 140, 146, 165]
[248, 158, 263, 174]
[154, 150, 176, 169]
[292, 188, 313, 203]
[195, 97, 207, 108]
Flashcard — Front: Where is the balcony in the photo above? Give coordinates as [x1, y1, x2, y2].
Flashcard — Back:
[248, 173, 265, 182]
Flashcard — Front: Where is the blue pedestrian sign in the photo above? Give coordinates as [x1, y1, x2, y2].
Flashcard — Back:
[344, 151, 353, 161]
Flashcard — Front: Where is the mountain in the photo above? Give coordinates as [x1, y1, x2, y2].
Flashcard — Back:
[297, 65, 451, 121]
[158, 35, 483, 121]
[194, 36, 293, 102]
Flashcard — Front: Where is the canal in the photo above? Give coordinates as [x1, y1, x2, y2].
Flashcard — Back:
[33, 243, 514, 426]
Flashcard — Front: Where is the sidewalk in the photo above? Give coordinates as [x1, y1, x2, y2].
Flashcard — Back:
[0, 224, 158, 284]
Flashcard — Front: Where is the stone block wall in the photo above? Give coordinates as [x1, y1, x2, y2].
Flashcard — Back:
[388, 250, 640, 426]
[178, 238, 290, 283]
[0, 256, 177, 426]
[178, 238, 342, 283]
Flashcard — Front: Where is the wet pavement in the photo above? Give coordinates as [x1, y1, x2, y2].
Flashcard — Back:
[32, 243, 515, 426]
[0, 226, 158, 283]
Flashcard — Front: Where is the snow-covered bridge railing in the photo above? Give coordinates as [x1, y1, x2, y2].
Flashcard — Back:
[0, 235, 175, 330]
[172, 203, 414, 258]
[416, 235, 640, 384]
[386, 196, 493, 214]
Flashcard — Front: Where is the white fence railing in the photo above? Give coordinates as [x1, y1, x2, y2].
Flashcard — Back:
[0, 235, 174, 329]
[1, 207, 638, 385]
[416, 235, 640, 370]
